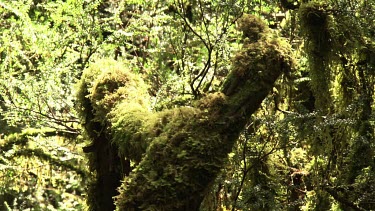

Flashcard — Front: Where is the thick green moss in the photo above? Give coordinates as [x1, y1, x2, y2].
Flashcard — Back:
[115, 105, 232, 210]
[75, 58, 152, 161]
[111, 103, 204, 163]
[110, 102, 152, 162]
[236, 14, 268, 42]
[222, 25, 293, 116]
[76, 59, 150, 123]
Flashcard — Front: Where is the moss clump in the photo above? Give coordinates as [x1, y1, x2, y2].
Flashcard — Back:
[75, 58, 151, 153]
[222, 30, 294, 114]
[225, 15, 293, 96]
[237, 14, 268, 42]
[115, 105, 228, 211]
[110, 102, 152, 162]
[77, 59, 150, 123]
[195, 92, 228, 116]
[111, 104, 204, 163]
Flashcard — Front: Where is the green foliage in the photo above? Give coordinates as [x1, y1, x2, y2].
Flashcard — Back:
[0, 0, 102, 209]
[0, 129, 88, 210]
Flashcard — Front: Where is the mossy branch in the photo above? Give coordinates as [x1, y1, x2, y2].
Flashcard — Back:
[0, 129, 88, 178]
[324, 186, 366, 211]
[1, 128, 77, 153]
[12, 148, 88, 178]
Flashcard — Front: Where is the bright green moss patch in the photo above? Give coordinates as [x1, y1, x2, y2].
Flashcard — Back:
[111, 103, 203, 163]
[110, 102, 152, 162]
[75, 59, 150, 124]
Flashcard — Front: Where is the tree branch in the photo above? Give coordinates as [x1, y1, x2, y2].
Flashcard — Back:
[323, 186, 366, 211]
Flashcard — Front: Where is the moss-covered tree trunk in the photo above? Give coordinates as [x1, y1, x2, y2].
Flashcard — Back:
[76, 14, 293, 210]
[79, 95, 124, 211]
[114, 16, 293, 210]
[88, 131, 122, 211]
[76, 61, 145, 211]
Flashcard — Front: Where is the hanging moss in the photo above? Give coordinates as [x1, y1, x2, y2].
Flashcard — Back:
[0, 128, 88, 177]
[299, 2, 331, 54]
[299, 2, 334, 112]
[13, 148, 88, 177]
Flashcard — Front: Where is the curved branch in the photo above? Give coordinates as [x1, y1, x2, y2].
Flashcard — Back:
[1, 128, 79, 153]
[323, 186, 366, 211]
[12, 148, 88, 178]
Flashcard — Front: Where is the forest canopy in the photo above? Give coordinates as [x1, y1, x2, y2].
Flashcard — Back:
[0, 0, 374, 210]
